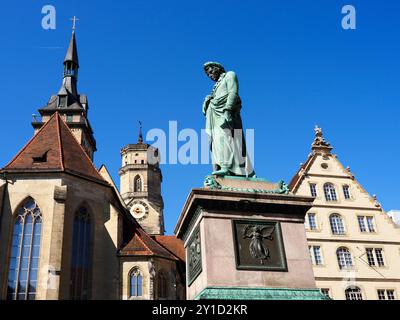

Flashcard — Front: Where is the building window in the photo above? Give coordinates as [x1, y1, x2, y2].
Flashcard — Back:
[7, 199, 42, 300]
[366, 217, 375, 232]
[343, 185, 351, 199]
[377, 289, 396, 300]
[309, 246, 323, 265]
[324, 183, 337, 201]
[330, 214, 345, 235]
[70, 207, 92, 300]
[309, 184, 317, 197]
[58, 96, 67, 108]
[320, 288, 331, 299]
[134, 175, 142, 192]
[66, 115, 73, 123]
[129, 268, 143, 298]
[366, 248, 385, 267]
[357, 216, 366, 232]
[375, 249, 385, 266]
[157, 272, 167, 299]
[307, 213, 317, 230]
[366, 248, 375, 266]
[336, 247, 353, 269]
[358, 216, 375, 233]
[345, 286, 363, 300]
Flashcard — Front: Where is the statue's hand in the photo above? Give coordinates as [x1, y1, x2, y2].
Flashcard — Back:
[224, 110, 233, 123]
[221, 110, 233, 129]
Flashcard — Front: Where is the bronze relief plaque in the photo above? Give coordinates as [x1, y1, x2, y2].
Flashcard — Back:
[187, 226, 202, 286]
[232, 220, 287, 271]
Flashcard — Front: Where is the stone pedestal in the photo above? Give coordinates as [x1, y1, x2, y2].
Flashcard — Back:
[175, 176, 327, 300]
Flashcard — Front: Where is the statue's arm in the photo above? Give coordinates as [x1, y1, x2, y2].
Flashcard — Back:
[224, 71, 239, 111]
[202, 94, 212, 115]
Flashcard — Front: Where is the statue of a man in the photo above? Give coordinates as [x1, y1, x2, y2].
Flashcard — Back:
[202, 62, 255, 177]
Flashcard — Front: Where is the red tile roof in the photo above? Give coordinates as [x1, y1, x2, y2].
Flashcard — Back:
[153, 235, 185, 262]
[120, 227, 178, 261]
[1, 112, 106, 184]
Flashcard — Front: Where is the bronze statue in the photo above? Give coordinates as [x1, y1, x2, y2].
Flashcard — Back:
[202, 62, 255, 177]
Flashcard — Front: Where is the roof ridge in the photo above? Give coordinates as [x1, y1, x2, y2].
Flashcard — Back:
[57, 115, 106, 183]
[3, 113, 59, 169]
[289, 154, 315, 193]
[136, 229, 154, 254]
[55, 113, 65, 171]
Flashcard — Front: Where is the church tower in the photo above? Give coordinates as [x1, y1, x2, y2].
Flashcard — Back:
[119, 125, 165, 235]
[32, 27, 96, 160]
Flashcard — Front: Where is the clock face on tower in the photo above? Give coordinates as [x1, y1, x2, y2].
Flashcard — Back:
[129, 200, 150, 221]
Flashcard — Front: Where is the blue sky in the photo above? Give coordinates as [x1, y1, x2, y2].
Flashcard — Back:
[1, 1, 399, 234]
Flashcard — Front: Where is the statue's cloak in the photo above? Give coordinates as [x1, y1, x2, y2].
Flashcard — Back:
[203, 71, 254, 176]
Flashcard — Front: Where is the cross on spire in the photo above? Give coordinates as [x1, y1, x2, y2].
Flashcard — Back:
[138, 121, 143, 143]
[70, 16, 79, 32]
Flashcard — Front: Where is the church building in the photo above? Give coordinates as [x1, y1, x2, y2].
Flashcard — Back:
[0, 30, 185, 300]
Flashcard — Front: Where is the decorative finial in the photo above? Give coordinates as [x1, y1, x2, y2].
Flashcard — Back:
[311, 125, 332, 154]
[138, 121, 143, 143]
[70, 16, 79, 32]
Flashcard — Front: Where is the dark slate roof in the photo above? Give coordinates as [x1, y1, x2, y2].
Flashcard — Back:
[2, 112, 106, 184]
[64, 31, 79, 67]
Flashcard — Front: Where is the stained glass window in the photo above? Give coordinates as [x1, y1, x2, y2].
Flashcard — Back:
[7, 199, 42, 300]
[129, 268, 143, 297]
[70, 207, 92, 300]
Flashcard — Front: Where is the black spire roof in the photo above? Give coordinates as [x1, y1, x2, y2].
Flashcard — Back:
[64, 31, 79, 67]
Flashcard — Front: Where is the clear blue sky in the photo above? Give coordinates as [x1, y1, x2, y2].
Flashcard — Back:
[1, 1, 399, 234]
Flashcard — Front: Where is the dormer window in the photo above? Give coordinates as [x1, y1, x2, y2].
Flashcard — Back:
[59, 96, 67, 108]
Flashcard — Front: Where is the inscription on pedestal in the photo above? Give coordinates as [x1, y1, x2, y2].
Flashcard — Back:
[187, 226, 202, 286]
[232, 220, 287, 271]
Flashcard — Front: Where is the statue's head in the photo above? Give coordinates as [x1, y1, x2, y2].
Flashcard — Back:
[203, 62, 225, 81]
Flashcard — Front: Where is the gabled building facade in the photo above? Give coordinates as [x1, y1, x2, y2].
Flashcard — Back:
[290, 127, 400, 300]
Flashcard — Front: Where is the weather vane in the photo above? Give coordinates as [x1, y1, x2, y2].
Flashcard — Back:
[70, 16, 79, 31]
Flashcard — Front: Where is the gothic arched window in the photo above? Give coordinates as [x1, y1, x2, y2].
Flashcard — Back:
[129, 268, 143, 298]
[345, 286, 363, 300]
[157, 272, 167, 299]
[330, 214, 345, 235]
[324, 183, 337, 201]
[336, 247, 353, 269]
[70, 207, 92, 300]
[134, 175, 142, 192]
[7, 198, 42, 300]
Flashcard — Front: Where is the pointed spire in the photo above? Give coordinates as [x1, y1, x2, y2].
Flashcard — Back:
[311, 125, 333, 155]
[138, 121, 143, 144]
[58, 20, 80, 99]
[64, 17, 79, 67]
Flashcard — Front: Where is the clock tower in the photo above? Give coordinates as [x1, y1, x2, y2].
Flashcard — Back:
[119, 126, 165, 235]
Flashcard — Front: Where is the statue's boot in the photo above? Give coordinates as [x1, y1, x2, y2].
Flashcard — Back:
[212, 167, 230, 176]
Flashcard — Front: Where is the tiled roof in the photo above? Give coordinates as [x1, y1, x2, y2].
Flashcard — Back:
[120, 227, 178, 261]
[153, 235, 185, 262]
[1, 112, 106, 184]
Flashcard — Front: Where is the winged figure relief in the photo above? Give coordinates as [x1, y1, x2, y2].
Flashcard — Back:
[242, 225, 275, 264]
